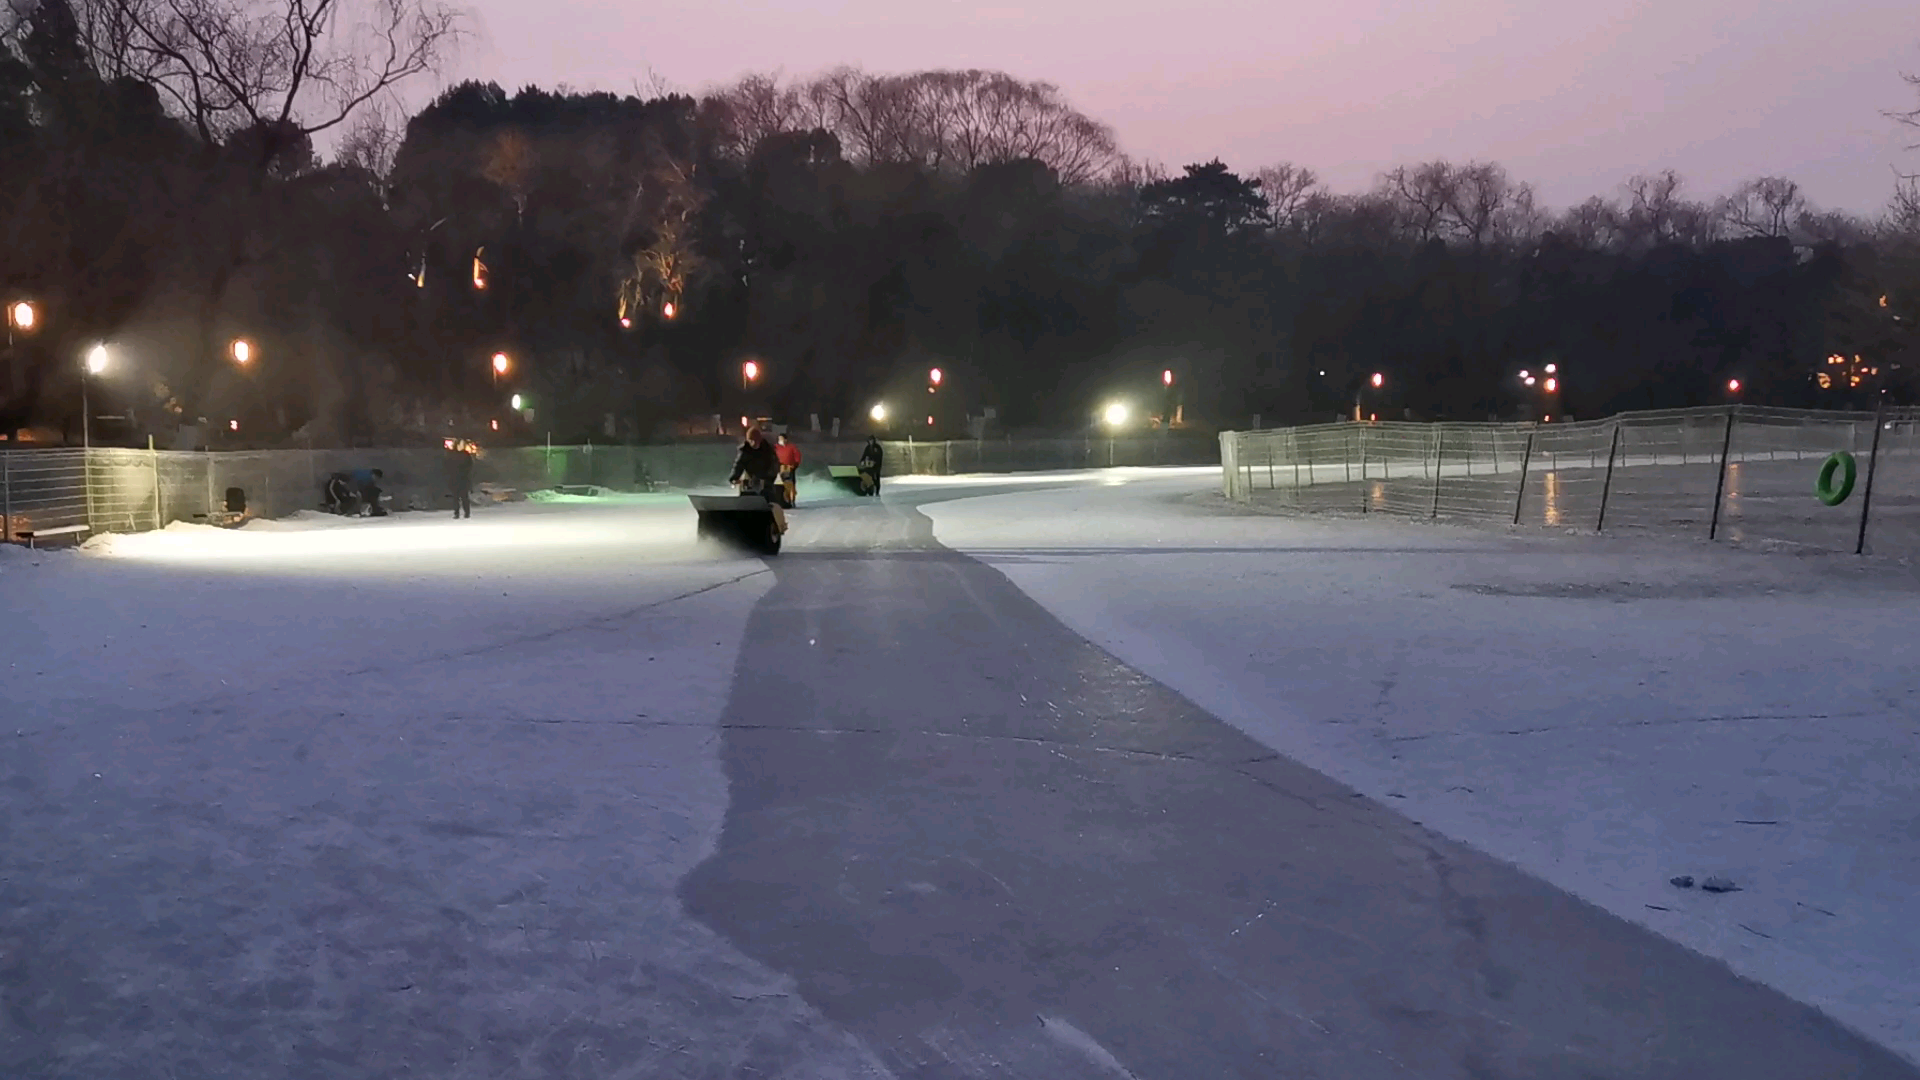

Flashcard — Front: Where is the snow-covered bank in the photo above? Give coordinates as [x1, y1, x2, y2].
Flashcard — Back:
[922, 473, 1920, 1063]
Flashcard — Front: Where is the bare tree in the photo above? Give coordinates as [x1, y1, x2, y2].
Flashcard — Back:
[1719, 176, 1804, 238]
[1254, 162, 1321, 231]
[1378, 161, 1457, 243]
[1618, 170, 1717, 248]
[1554, 196, 1626, 251]
[101, 0, 463, 150]
[706, 67, 1120, 185]
[334, 93, 400, 178]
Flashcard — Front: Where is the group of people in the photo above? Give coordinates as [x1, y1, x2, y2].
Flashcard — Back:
[323, 468, 387, 516]
[728, 428, 886, 503]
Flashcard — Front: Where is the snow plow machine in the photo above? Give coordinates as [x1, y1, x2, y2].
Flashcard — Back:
[689, 488, 786, 554]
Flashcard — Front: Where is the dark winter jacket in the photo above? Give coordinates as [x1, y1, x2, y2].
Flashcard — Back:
[730, 437, 780, 485]
[859, 440, 884, 475]
[448, 448, 475, 491]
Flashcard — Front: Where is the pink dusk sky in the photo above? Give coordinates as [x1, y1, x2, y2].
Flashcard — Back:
[449, 0, 1920, 213]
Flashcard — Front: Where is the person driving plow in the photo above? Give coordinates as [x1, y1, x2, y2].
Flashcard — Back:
[729, 425, 788, 523]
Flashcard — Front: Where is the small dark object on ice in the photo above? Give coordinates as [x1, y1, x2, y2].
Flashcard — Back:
[1670, 875, 1695, 889]
[1701, 876, 1741, 893]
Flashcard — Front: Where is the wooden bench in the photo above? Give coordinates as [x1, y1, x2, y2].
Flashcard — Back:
[14, 524, 90, 549]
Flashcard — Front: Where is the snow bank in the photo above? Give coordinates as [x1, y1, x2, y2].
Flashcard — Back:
[923, 472, 1920, 1063]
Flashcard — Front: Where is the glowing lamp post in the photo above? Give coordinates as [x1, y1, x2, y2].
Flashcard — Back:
[7, 300, 35, 344]
[869, 403, 888, 427]
[742, 360, 760, 388]
[1356, 372, 1384, 421]
[1727, 378, 1742, 394]
[230, 338, 252, 366]
[81, 344, 109, 447]
[929, 367, 943, 390]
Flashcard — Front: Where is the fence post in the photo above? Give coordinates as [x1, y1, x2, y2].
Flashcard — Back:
[150, 436, 162, 530]
[1344, 428, 1353, 483]
[1429, 427, 1444, 518]
[84, 448, 97, 532]
[1596, 421, 1622, 531]
[2, 452, 9, 543]
[1359, 426, 1369, 513]
[1511, 429, 1536, 525]
[205, 449, 215, 518]
[1707, 407, 1737, 541]
[1291, 431, 1301, 490]
[1855, 399, 1887, 555]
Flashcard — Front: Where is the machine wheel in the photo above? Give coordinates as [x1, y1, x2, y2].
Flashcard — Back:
[762, 519, 782, 555]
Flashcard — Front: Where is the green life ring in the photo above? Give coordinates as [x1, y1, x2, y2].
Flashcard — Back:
[1816, 452, 1856, 506]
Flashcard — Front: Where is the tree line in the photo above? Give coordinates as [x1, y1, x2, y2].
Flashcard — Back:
[4, 0, 1919, 446]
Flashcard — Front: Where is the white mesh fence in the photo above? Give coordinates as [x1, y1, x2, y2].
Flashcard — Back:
[1221, 405, 1920, 557]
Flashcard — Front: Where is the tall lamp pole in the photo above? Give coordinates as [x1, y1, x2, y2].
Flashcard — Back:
[83, 345, 108, 447]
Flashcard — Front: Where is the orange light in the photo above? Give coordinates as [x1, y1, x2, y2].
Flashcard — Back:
[743, 360, 760, 382]
[490, 419, 500, 431]
[228, 419, 239, 431]
[1544, 377, 1557, 392]
[444, 438, 456, 450]
[1727, 379, 1741, 392]
[662, 301, 677, 320]
[8, 301, 34, 331]
[741, 415, 750, 428]
[927, 415, 935, 426]
[492, 352, 509, 375]
[1370, 372, 1383, 388]
[1162, 369, 1173, 386]
[1543, 415, 1552, 423]
[929, 367, 943, 386]
[619, 316, 632, 329]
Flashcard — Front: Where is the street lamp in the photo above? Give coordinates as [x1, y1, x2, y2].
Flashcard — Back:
[1162, 369, 1173, 387]
[510, 393, 523, 411]
[742, 360, 760, 386]
[869, 402, 888, 423]
[1727, 378, 1742, 394]
[1103, 401, 1130, 428]
[82, 344, 108, 447]
[230, 338, 252, 366]
[929, 367, 943, 388]
[1356, 372, 1384, 421]
[492, 352, 510, 376]
[7, 300, 35, 338]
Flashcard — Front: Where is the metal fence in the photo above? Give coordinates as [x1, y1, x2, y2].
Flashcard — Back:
[0, 433, 1220, 543]
[1220, 405, 1920, 556]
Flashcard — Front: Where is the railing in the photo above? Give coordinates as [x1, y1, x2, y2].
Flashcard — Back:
[1219, 405, 1920, 556]
[0, 433, 1222, 543]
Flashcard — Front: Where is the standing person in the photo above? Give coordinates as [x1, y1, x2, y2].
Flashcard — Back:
[447, 439, 476, 519]
[858, 436, 884, 496]
[774, 432, 802, 507]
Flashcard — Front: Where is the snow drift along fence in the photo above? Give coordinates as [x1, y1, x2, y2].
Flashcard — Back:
[1220, 405, 1920, 556]
[0, 433, 1220, 542]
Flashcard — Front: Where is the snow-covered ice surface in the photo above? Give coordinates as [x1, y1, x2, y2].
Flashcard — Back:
[0, 500, 891, 1077]
[921, 471, 1920, 1064]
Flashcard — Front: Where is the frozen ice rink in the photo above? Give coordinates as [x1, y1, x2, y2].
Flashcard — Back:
[3, 469, 1917, 1078]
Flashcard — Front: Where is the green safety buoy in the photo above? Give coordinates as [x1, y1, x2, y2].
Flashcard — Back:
[1815, 451, 1856, 506]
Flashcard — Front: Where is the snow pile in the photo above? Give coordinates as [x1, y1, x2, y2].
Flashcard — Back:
[923, 470, 1920, 1063]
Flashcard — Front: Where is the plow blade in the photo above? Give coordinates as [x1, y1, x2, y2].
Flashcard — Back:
[827, 464, 866, 495]
[689, 493, 784, 554]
